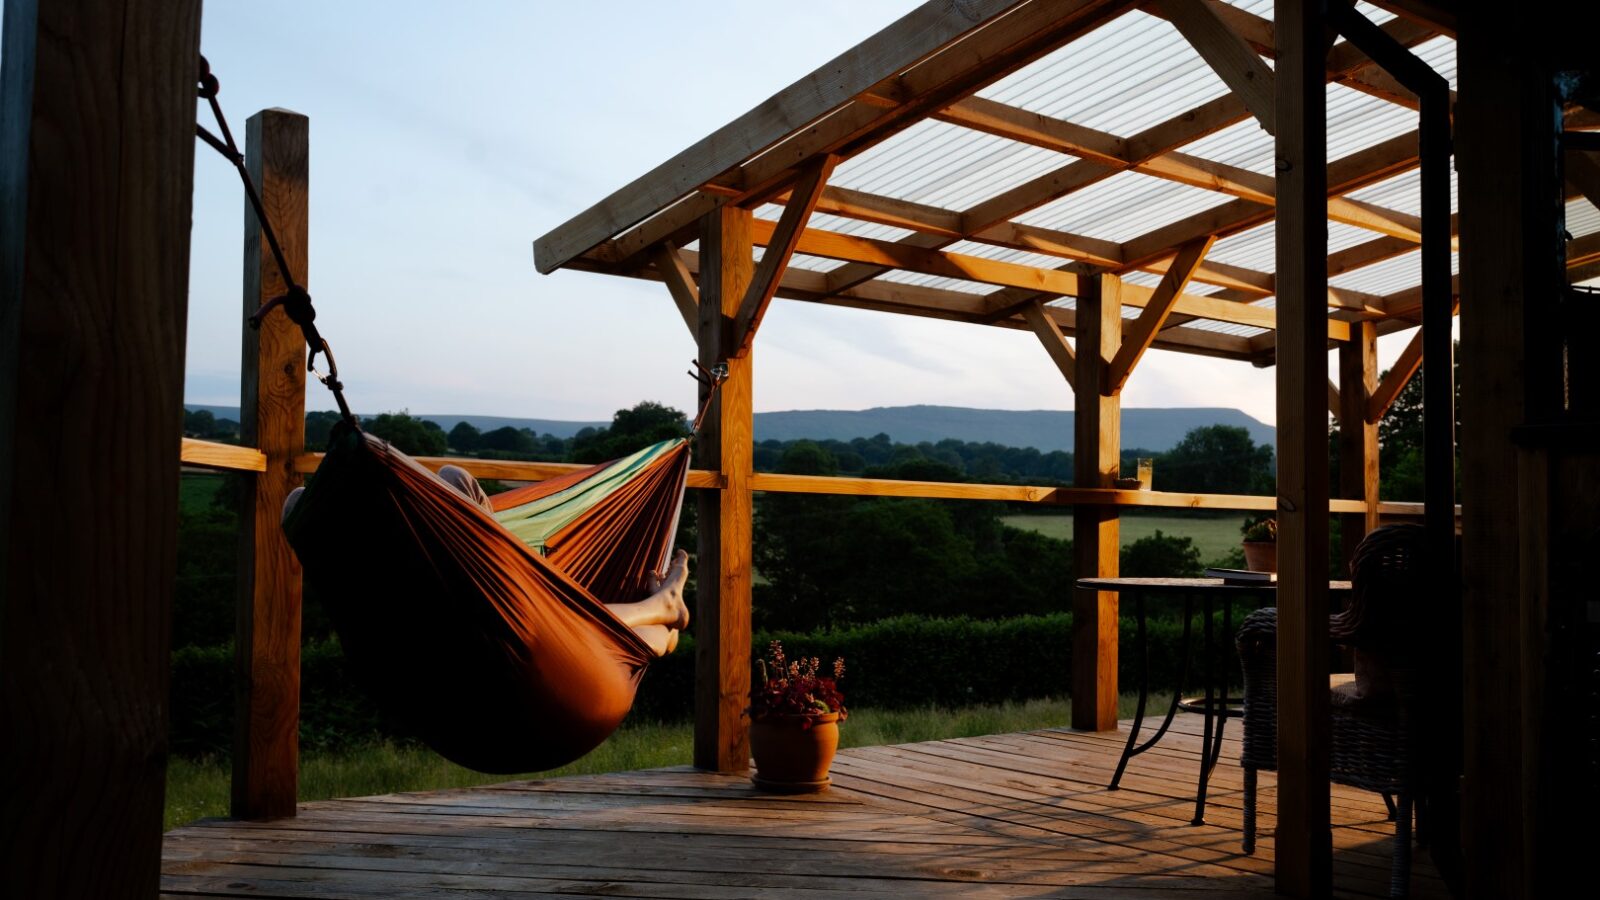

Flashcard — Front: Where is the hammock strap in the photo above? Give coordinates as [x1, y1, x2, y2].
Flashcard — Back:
[196, 55, 359, 430]
[688, 360, 728, 434]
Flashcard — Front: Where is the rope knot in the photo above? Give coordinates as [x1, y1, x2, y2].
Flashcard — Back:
[280, 286, 316, 327]
[197, 57, 220, 99]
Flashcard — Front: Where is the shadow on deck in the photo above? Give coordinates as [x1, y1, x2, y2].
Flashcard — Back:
[162, 714, 1446, 898]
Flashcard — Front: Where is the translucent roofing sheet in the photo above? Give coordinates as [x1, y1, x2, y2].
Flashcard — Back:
[1013, 170, 1238, 242]
[978, 10, 1233, 136]
[689, 2, 1480, 338]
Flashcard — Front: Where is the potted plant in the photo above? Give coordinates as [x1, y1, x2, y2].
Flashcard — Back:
[747, 641, 847, 793]
[1241, 515, 1277, 573]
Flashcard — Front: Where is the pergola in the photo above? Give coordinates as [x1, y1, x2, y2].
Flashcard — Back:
[4, 0, 1594, 897]
[530, 0, 1597, 896]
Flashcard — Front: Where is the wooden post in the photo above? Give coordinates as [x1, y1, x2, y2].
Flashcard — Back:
[1071, 272, 1121, 732]
[694, 206, 754, 773]
[1454, 11, 1561, 895]
[233, 109, 309, 820]
[1338, 320, 1378, 573]
[1273, 0, 1333, 894]
[0, 0, 202, 893]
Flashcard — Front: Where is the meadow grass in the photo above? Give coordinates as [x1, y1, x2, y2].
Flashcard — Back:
[165, 693, 1168, 831]
[1004, 510, 1244, 563]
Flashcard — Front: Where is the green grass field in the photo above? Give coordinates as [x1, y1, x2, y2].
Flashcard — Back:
[165, 694, 1169, 831]
[1003, 511, 1244, 564]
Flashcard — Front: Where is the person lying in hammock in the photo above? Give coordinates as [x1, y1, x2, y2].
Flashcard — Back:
[282, 464, 692, 657]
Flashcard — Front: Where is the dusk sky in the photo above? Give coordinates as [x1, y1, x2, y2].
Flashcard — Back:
[184, 1, 1417, 427]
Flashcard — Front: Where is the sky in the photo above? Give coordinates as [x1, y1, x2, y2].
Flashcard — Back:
[183, 1, 1419, 427]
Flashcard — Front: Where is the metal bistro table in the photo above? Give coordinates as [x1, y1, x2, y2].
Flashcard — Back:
[1076, 576, 1352, 825]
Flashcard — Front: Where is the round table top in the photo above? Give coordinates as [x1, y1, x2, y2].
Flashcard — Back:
[1077, 577, 1353, 593]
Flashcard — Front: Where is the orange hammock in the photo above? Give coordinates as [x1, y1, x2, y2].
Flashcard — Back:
[283, 425, 691, 773]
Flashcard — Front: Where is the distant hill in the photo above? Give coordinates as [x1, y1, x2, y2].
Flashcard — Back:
[185, 403, 1272, 452]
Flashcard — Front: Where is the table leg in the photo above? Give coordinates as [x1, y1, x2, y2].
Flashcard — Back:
[1193, 590, 1216, 825]
[1111, 592, 1193, 788]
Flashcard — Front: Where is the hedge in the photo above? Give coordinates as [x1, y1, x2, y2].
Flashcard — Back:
[171, 612, 1242, 758]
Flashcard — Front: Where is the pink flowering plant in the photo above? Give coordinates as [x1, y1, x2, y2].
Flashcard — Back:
[749, 640, 847, 727]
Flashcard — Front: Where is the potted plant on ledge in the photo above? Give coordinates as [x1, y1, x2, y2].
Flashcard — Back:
[1241, 515, 1277, 573]
[748, 641, 847, 793]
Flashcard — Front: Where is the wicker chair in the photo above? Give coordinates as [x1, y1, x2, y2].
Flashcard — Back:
[1236, 524, 1426, 899]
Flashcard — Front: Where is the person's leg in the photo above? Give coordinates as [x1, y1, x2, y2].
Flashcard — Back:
[631, 625, 675, 657]
[605, 549, 690, 631]
[438, 464, 494, 513]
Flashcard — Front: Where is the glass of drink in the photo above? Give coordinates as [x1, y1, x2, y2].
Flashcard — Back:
[1136, 458, 1154, 490]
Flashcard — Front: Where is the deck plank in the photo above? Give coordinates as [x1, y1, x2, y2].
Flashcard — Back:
[163, 715, 1447, 898]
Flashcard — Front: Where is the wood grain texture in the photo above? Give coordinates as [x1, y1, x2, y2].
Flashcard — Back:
[1107, 236, 1215, 393]
[0, 0, 202, 893]
[182, 438, 270, 472]
[695, 207, 753, 774]
[650, 242, 700, 338]
[159, 717, 1452, 898]
[1022, 300, 1077, 390]
[732, 154, 836, 354]
[233, 109, 310, 821]
[1338, 321, 1379, 574]
[1071, 273, 1121, 732]
[1271, 2, 1333, 893]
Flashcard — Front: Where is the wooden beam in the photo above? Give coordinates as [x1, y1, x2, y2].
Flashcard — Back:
[1106, 236, 1214, 393]
[1367, 325, 1424, 423]
[234, 109, 309, 822]
[1071, 273, 1121, 733]
[1157, 0, 1277, 133]
[181, 438, 269, 473]
[574, 0, 1127, 273]
[1327, 380, 1341, 421]
[650, 242, 700, 338]
[1119, 131, 1421, 269]
[0, 0, 202, 892]
[694, 206, 754, 775]
[1022, 300, 1077, 390]
[732, 155, 836, 353]
[533, 0, 1033, 272]
[1273, 0, 1333, 892]
[1339, 321, 1380, 573]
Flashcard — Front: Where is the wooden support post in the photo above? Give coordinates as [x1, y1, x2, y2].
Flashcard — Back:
[1071, 272, 1121, 732]
[1273, 0, 1333, 894]
[694, 206, 754, 773]
[1338, 321, 1379, 573]
[0, 0, 202, 893]
[1454, 11, 1566, 894]
[233, 109, 309, 820]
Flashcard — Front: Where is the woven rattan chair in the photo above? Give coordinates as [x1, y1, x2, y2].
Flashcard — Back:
[1236, 524, 1426, 899]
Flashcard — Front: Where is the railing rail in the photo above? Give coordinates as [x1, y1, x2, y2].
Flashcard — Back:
[180, 438, 1443, 518]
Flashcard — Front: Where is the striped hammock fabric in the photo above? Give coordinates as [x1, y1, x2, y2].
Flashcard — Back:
[283, 426, 690, 773]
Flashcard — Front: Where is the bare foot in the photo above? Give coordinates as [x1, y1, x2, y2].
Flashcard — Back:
[658, 549, 690, 631]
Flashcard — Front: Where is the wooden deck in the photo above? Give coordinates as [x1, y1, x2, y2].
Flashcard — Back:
[162, 715, 1446, 898]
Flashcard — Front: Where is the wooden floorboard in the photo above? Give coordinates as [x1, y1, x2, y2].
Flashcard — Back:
[163, 715, 1447, 898]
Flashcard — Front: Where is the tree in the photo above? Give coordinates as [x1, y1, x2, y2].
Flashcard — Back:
[448, 421, 481, 453]
[569, 401, 689, 463]
[1121, 530, 1203, 577]
[1373, 341, 1460, 502]
[479, 425, 537, 455]
[304, 410, 342, 449]
[1158, 425, 1274, 495]
[364, 411, 448, 456]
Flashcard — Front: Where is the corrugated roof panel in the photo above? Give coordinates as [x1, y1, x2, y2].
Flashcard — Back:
[980, 10, 1233, 137]
[873, 268, 1004, 295]
[1568, 199, 1600, 237]
[1011, 169, 1237, 242]
[830, 119, 1064, 210]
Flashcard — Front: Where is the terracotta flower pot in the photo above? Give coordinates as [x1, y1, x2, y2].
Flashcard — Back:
[749, 712, 840, 793]
[1242, 541, 1277, 573]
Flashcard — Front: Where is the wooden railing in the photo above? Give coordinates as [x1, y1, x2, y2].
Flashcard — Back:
[179, 437, 1435, 517]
